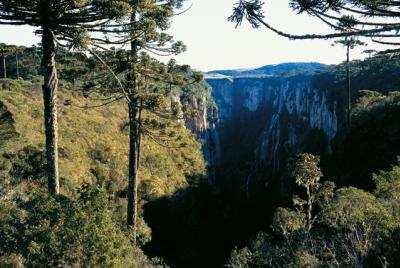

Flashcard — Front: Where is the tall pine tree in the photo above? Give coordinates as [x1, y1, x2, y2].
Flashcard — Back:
[86, 0, 192, 240]
[0, 0, 130, 194]
[334, 37, 365, 129]
[124, 0, 186, 240]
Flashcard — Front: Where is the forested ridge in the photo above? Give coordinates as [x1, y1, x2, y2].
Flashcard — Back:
[0, 49, 209, 266]
[2, 0, 400, 267]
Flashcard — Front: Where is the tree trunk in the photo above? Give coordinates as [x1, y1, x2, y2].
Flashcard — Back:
[16, 53, 20, 79]
[126, 8, 140, 241]
[0, 53, 6, 79]
[346, 45, 351, 129]
[127, 101, 139, 233]
[306, 186, 312, 231]
[41, 27, 60, 195]
[137, 100, 143, 168]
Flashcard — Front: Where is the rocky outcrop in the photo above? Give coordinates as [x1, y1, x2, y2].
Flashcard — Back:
[179, 63, 340, 188]
[173, 91, 221, 184]
[255, 77, 338, 169]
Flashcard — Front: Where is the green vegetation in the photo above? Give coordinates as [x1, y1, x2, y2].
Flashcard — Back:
[0, 79, 205, 193]
[0, 186, 151, 267]
[2, 0, 400, 265]
[0, 78, 206, 266]
[229, 155, 400, 267]
[325, 90, 400, 189]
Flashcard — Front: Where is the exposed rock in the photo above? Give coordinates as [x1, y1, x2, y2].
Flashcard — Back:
[179, 94, 221, 184]
[182, 63, 339, 188]
[204, 64, 339, 179]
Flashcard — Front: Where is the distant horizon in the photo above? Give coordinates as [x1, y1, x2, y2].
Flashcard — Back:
[207, 61, 328, 72]
[0, 36, 337, 72]
[0, 37, 335, 72]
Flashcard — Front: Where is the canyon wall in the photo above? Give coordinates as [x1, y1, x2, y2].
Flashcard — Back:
[202, 64, 340, 182]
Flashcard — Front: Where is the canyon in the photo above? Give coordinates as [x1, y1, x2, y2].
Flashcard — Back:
[195, 62, 344, 185]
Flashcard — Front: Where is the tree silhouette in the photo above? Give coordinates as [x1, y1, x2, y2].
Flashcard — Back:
[334, 37, 365, 128]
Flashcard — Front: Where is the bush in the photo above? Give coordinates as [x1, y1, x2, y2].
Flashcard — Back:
[228, 157, 400, 267]
[228, 247, 252, 268]
[7, 146, 45, 184]
[88, 143, 113, 164]
[0, 79, 24, 91]
[321, 187, 396, 233]
[272, 207, 305, 237]
[0, 185, 151, 267]
[0, 100, 19, 146]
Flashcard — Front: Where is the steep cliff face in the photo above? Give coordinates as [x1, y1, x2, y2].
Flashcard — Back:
[204, 63, 339, 178]
[179, 93, 221, 184]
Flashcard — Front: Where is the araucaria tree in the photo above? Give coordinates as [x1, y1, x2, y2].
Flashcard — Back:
[0, 0, 130, 194]
[334, 37, 365, 128]
[92, 0, 187, 240]
[229, 0, 400, 53]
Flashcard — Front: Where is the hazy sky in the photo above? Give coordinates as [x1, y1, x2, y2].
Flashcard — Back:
[0, 0, 387, 71]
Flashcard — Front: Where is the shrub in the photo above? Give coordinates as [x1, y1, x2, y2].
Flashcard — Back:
[0, 100, 19, 146]
[293, 250, 320, 267]
[272, 207, 305, 237]
[321, 187, 396, 233]
[88, 143, 113, 164]
[229, 247, 252, 268]
[0, 185, 151, 267]
[7, 146, 45, 184]
[0, 79, 23, 91]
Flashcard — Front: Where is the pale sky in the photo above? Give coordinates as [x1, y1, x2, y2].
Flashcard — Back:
[0, 0, 387, 71]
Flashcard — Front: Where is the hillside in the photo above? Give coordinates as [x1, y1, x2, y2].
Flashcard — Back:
[0, 77, 208, 265]
[0, 78, 205, 200]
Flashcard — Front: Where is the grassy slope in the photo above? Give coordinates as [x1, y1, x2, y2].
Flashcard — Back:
[0, 79, 206, 198]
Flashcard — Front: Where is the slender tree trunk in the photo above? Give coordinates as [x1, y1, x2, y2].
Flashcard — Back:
[0, 53, 6, 79]
[306, 186, 312, 231]
[346, 45, 351, 129]
[137, 99, 143, 168]
[16, 53, 20, 79]
[41, 27, 60, 195]
[127, 100, 139, 231]
[126, 9, 140, 242]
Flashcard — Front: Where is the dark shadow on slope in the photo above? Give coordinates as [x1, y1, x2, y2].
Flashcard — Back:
[0, 100, 19, 146]
[323, 91, 400, 190]
[143, 172, 288, 268]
